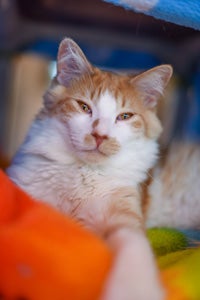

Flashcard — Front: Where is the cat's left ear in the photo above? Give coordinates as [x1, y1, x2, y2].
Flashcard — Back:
[130, 65, 173, 108]
[56, 38, 93, 86]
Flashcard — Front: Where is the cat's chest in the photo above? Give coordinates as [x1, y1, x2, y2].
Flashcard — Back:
[30, 163, 127, 231]
[25, 162, 122, 211]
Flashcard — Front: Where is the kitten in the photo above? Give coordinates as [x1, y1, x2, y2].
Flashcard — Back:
[7, 38, 173, 300]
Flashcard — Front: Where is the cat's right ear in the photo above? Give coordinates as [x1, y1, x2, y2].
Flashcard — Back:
[56, 38, 93, 86]
[130, 65, 173, 109]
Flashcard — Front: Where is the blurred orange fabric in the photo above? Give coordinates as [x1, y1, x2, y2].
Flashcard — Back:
[0, 170, 112, 300]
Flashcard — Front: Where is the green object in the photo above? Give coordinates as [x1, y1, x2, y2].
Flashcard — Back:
[147, 227, 188, 256]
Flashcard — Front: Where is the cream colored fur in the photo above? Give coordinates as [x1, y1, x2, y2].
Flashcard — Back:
[147, 142, 200, 229]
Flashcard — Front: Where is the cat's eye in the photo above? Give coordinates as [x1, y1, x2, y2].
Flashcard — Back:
[78, 101, 92, 114]
[116, 112, 134, 121]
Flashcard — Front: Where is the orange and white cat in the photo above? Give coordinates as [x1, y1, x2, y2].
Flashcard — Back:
[7, 38, 173, 300]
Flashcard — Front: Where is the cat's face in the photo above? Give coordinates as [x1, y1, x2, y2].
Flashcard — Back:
[42, 38, 172, 164]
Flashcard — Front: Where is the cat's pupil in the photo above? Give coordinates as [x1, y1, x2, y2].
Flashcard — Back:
[82, 104, 88, 111]
[78, 101, 92, 114]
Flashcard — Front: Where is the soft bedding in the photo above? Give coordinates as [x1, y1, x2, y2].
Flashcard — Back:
[104, 0, 200, 30]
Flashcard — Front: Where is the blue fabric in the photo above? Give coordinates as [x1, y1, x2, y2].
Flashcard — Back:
[184, 68, 200, 140]
[180, 229, 200, 247]
[104, 0, 200, 30]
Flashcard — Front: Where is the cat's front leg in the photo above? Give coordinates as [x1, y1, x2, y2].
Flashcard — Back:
[100, 228, 165, 300]
[99, 189, 165, 300]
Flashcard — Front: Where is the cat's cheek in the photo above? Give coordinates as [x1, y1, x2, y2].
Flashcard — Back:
[69, 113, 91, 129]
[129, 115, 145, 136]
[112, 124, 133, 145]
[68, 114, 93, 140]
[132, 117, 144, 130]
[132, 124, 145, 138]
[144, 111, 163, 139]
[84, 134, 96, 148]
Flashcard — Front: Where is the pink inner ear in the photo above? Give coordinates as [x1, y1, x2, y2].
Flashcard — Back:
[130, 65, 173, 110]
[144, 93, 158, 108]
[57, 56, 81, 87]
[56, 38, 93, 87]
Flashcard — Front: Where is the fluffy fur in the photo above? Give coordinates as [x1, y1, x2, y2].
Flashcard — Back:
[147, 142, 200, 229]
[7, 38, 173, 300]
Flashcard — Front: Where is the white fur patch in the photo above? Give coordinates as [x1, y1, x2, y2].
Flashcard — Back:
[68, 112, 94, 151]
[94, 91, 137, 144]
[97, 91, 117, 120]
[94, 91, 117, 136]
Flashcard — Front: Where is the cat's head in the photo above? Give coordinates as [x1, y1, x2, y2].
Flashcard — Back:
[42, 38, 172, 164]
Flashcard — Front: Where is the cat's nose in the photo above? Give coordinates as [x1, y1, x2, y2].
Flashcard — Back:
[92, 132, 108, 148]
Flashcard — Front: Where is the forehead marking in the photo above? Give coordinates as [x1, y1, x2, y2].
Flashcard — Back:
[97, 91, 117, 118]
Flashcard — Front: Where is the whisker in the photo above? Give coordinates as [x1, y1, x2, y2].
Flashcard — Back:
[146, 170, 159, 185]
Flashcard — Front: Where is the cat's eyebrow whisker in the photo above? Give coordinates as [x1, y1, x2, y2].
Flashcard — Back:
[146, 171, 157, 183]
[70, 97, 84, 102]
[70, 200, 82, 217]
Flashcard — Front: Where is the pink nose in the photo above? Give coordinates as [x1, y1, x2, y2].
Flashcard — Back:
[92, 133, 108, 147]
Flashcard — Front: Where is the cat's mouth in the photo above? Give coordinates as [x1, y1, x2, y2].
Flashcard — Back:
[86, 148, 107, 157]
[70, 134, 120, 162]
[84, 134, 120, 157]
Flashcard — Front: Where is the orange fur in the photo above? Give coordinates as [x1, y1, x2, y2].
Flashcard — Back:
[40, 66, 166, 142]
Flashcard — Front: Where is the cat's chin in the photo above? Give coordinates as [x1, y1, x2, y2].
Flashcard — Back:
[76, 149, 109, 164]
